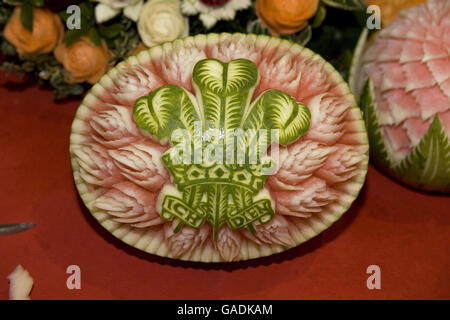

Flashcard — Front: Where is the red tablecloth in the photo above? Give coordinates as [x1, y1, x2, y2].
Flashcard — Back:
[1, 73, 449, 300]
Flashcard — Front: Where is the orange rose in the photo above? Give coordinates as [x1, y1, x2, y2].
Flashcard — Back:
[54, 36, 111, 84]
[4, 6, 64, 55]
[255, 0, 319, 35]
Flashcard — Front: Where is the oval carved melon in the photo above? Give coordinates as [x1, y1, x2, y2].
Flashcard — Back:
[351, 0, 450, 192]
[70, 33, 369, 262]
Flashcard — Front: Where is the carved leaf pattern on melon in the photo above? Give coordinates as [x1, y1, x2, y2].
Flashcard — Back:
[210, 35, 261, 65]
[73, 35, 367, 262]
[160, 44, 207, 91]
[316, 145, 368, 184]
[354, 0, 450, 162]
[93, 182, 165, 228]
[164, 221, 210, 258]
[305, 94, 351, 144]
[257, 53, 302, 98]
[215, 225, 241, 262]
[111, 64, 164, 106]
[108, 143, 168, 192]
[275, 178, 338, 218]
[240, 215, 293, 247]
[90, 104, 140, 148]
[72, 143, 121, 187]
[267, 141, 337, 191]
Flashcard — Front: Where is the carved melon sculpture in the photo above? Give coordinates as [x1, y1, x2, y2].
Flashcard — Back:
[70, 34, 369, 262]
[351, 0, 450, 192]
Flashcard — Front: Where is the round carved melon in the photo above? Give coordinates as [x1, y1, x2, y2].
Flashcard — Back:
[70, 33, 369, 262]
[351, 0, 450, 192]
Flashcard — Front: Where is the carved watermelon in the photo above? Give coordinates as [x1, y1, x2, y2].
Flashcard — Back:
[70, 33, 369, 262]
[351, 0, 450, 192]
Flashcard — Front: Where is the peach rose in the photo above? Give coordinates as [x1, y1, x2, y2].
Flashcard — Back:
[255, 0, 319, 35]
[4, 6, 64, 55]
[54, 36, 111, 84]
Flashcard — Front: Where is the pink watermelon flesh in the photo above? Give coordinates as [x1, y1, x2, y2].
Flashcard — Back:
[355, 0, 450, 163]
[70, 34, 368, 262]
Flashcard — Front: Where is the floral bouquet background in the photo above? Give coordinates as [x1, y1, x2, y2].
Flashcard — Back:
[0, 0, 381, 99]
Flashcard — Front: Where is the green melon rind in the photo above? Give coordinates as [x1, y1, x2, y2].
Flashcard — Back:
[361, 78, 450, 192]
[360, 78, 392, 169]
[70, 33, 369, 262]
[394, 116, 450, 191]
[349, 28, 369, 99]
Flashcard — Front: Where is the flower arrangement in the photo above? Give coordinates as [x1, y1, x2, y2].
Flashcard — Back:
[0, 0, 368, 99]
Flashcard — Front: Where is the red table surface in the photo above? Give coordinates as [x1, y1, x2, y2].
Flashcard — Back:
[0, 72, 449, 300]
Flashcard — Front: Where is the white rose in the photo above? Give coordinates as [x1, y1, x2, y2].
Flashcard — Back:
[137, 0, 189, 48]
[92, 0, 144, 23]
[93, 0, 140, 9]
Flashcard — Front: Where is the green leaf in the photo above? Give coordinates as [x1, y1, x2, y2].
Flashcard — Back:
[205, 184, 230, 239]
[192, 58, 258, 131]
[79, 1, 95, 20]
[104, 16, 140, 65]
[63, 28, 86, 47]
[61, 1, 95, 47]
[360, 78, 391, 168]
[1, 37, 16, 55]
[59, 10, 70, 23]
[232, 188, 252, 210]
[182, 185, 204, 208]
[193, 58, 258, 96]
[3, 0, 23, 6]
[133, 84, 202, 145]
[312, 4, 327, 28]
[321, 0, 366, 11]
[20, 0, 33, 31]
[0, 5, 14, 25]
[349, 28, 369, 95]
[242, 89, 311, 146]
[98, 23, 121, 39]
[89, 28, 101, 46]
[31, 0, 43, 6]
[394, 115, 450, 190]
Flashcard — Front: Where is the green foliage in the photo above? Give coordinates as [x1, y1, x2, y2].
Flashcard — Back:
[361, 78, 450, 191]
[312, 4, 327, 28]
[360, 78, 391, 169]
[307, 6, 368, 79]
[61, 1, 96, 46]
[134, 84, 202, 145]
[15, 0, 43, 31]
[321, 0, 366, 11]
[394, 116, 450, 190]
[0, 52, 85, 99]
[20, 0, 33, 31]
[0, 0, 140, 99]
[104, 16, 140, 65]
[0, 0, 368, 100]
[89, 27, 101, 46]
[243, 89, 311, 146]
[98, 23, 121, 39]
[3, 1, 24, 5]
[0, 5, 13, 24]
